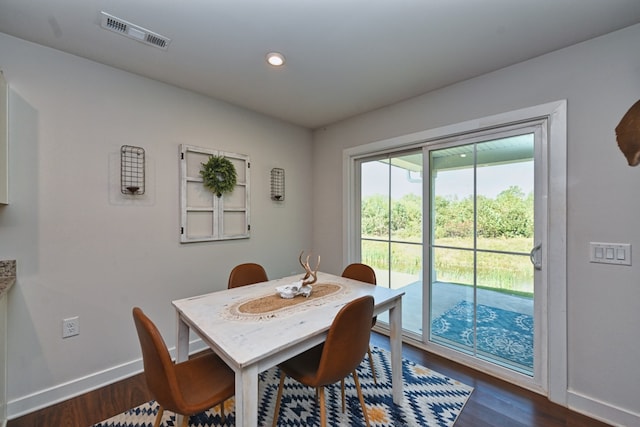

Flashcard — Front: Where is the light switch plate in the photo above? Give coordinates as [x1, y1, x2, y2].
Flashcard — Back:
[589, 242, 631, 265]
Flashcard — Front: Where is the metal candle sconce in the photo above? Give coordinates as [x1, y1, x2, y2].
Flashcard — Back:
[270, 168, 285, 201]
[120, 145, 145, 195]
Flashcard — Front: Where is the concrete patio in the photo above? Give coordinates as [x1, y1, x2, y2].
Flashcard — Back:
[376, 279, 534, 336]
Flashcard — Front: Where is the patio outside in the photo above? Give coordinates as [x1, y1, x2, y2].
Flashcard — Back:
[375, 270, 534, 374]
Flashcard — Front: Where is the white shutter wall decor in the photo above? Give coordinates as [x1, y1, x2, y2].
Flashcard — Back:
[180, 144, 250, 243]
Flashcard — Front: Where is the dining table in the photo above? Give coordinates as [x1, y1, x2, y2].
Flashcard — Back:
[172, 271, 405, 427]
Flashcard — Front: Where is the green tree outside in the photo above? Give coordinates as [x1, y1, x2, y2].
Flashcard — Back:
[362, 186, 534, 295]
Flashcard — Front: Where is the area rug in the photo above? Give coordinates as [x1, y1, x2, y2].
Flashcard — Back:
[93, 346, 473, 427]
[431, 301, 533, 369]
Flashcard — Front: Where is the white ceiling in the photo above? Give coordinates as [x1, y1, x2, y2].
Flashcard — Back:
[1, 1, 640, 129]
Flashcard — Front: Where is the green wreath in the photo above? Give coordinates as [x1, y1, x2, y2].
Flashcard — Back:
[200, 155, 237, 197]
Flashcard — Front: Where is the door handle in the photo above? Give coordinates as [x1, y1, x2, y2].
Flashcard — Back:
[529, 243, 542, 270]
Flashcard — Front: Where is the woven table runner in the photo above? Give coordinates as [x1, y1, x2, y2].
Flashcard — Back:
[225, 283, 345, 320]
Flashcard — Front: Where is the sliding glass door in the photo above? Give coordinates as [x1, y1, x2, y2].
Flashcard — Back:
[354, 118, 548, 391]
[427, 130, 538, 376]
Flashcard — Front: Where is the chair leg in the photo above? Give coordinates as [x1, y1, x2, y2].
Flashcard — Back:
[153, 406, 164, 427]
[220, 401, 225, 425]
[368, 346, 377, 385]
[318, 385, 327, 427]
[341, 378, 346, 412]
[181, 413, 189, 427]
[272, 372, 287, 427]
[352, 370, 370, 427]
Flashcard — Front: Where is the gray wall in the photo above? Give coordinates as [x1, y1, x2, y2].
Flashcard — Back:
[0, 33, 313, 417]
[2, 20, 639, 426]
[312, 24, 640, 425]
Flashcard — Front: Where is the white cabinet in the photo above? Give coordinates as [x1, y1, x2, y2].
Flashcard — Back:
[0, 70, 7, 205]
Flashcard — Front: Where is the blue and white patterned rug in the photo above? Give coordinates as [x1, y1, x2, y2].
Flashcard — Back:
[93, 347, 473, 427]
[431, 301, 533, 369]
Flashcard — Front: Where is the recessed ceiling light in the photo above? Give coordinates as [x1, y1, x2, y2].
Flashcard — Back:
[266, 52, 285, 67]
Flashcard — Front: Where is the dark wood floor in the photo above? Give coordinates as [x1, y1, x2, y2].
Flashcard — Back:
[8, 333, 611, 427]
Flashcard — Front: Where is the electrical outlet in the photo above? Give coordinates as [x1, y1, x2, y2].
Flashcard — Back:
[62, 316, 79, 338]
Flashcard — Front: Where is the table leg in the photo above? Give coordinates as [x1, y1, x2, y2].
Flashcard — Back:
[389, 299, 403, 404]
[175, 315, 190, 426]
[235, 364, 259, 427]
[175, 314, 189, 363]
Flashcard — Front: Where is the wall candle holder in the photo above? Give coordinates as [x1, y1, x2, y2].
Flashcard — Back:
[270, 168, 285, 201]
[121, 145, 145, 195]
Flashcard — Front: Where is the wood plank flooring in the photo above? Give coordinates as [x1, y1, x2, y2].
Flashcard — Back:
[7, 333, 611, 427]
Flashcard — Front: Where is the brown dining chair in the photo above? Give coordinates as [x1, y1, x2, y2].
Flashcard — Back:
[341, 263, 378, 384]
[132, 307, 235, 427]
[227, 262, 268, 289]
[271, 295, 373, 427]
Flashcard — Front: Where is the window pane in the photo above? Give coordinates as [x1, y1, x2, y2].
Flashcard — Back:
[390, 154, 423, 242]
[476, 136, 534, 251]
[431, 145, 474, 249]
[476, 252, 533, 297]
[359, 151, 423, 336]
[361, 160, 390, 241]
[433, 246, 474, 286]
[391, 241, 423, 334]
[362, 239, 389, 287]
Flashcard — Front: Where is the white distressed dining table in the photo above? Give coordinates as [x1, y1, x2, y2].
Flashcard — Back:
[172, 271, 404, 427]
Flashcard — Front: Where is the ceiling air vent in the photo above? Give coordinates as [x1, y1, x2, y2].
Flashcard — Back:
[100, 12, 171, 50]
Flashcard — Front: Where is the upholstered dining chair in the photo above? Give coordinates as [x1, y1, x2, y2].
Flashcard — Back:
[227, 262, 268, 289]
[341, 263, 378, 384]
[132, 307, 235, 427]
[271, 295, 374, 427]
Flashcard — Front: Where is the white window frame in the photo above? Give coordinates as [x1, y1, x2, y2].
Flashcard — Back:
[343, 100, 567, 404]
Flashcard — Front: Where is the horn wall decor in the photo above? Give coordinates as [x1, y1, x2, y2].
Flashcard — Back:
[616, 99, 640, 166]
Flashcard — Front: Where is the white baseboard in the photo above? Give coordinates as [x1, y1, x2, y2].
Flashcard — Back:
[7, 357, 143, 420]
[7, 339, 208, 420]
[568, 389, 640, 426]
